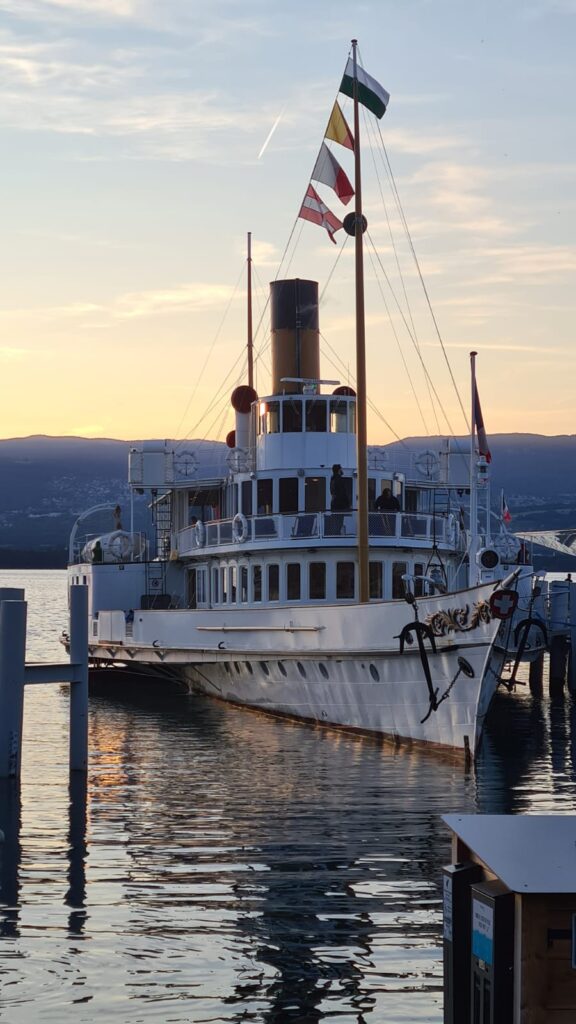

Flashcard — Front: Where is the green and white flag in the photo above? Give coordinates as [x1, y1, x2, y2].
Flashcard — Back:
[340, 59, 389, 119]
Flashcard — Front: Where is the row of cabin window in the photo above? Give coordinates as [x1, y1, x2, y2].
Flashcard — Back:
[191, 560, 426, 607]
[258, 398, 356, 436]
[239, 477, 415, 517]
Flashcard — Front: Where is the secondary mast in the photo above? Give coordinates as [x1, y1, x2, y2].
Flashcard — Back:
[247, 231, 254, 390]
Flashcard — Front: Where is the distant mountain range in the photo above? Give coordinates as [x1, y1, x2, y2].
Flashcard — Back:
[0, 433, 575, 568]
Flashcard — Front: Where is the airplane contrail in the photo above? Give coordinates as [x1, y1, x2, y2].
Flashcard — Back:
[257, 108, 285, 160]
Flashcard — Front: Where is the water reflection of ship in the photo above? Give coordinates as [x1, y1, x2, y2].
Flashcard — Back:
[86, 682, 464, 1020]
[477, 684, 576, 814]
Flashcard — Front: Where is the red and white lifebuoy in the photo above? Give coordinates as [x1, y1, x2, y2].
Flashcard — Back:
[232, 513, 249, 543]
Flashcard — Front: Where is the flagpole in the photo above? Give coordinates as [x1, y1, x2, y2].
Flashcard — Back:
[247, 231, 254, 390]
[352, 39, 369, 604]
[469, 350, 479, 586]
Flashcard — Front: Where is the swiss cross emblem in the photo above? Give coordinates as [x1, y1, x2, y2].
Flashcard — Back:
[489, 588, 519, 620]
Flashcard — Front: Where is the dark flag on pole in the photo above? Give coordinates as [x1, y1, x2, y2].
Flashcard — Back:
[473, 383, 491, 463]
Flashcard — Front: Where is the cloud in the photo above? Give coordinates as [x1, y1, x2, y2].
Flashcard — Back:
[0, 345, 29, 359]
[115, 282, 243, 319]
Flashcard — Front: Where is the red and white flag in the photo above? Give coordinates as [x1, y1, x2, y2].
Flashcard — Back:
[311, 143, 354, 204]
[473, 382, 491, 463]
[298, 184, 343, 244]
[501, 493, 512, 523]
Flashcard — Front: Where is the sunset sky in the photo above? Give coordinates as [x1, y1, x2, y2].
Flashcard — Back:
[0, 0, 574, 445]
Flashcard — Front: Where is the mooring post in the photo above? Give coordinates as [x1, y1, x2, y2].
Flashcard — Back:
[567, 581, 576, 695]
[0, 593, 27, 779]
[529, 652, 544, 696]
[69, 585, 89, 773]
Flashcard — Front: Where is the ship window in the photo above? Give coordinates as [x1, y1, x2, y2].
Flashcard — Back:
[392, 562, 407, 599]
[279, 477, 299, 514]
[369, 664, 380, 682]
[405, 487, 418, 513]
[305, 399, 327, 432]
[246, 661, 253, 674]
[287, 563, 301, 601]
[349, 401, 356, 434]
[336, 561, 355, 599]
[369, 561, 383, 599]
[278, 661, 287, 676]
[414, 562, 424, 597]
[260, 661, 270, 676]
[230, 565, 237, 603]
[309, 562, 326, 600]
[234, 661, 241, 674]
[241, 480, 253, 517]
[259, 400, 280, 434]
[283, 398, 302, 432]
[240, 566, 248, 602]
[297, 662, 307, 678]
[319, 663, 329, 679]
[257, 478, 273, 514]
[330, 398, 348, 433]
[220, 566, 228, 603]
[268, 564, 279, 601]
[305, 476, 326, 512]
[253, 565, 262, 602]
[198, 569, 207, 605]
[212, 567, 219, 604]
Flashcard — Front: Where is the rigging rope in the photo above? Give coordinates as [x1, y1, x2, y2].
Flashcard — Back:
[376, 119, 469, 429]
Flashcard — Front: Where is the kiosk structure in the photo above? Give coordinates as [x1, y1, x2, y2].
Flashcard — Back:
[443, 815, 576, 1024]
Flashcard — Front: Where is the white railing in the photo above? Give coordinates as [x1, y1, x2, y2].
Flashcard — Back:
[176, 511, 458, 556]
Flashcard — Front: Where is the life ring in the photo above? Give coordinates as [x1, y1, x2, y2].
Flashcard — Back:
[194, 521, 206, 547]
[233, 512, 249, 543]
[414, 450, 440, 478]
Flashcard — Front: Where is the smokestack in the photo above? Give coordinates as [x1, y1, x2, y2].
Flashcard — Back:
[270, 279, 320, 394]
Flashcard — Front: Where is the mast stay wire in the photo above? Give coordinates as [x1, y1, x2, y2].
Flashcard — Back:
[173, 261, 246, 447]
[376, 119, 469, 430]
[365, 242, 431, 435]
[367, 229, 455, 434]
[363, 110, 439, 433]
[318, 331, 407, 444]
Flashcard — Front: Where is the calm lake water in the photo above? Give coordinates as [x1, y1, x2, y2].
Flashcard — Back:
[1, 569, 575, 1023]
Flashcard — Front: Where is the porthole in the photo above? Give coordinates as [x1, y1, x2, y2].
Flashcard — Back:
[369, 664, 380, 682]
[319, 663, 329, 680]
[278, 662, 287, 677]
[297, 662, 307, 678]
[260, 661, 270, 676]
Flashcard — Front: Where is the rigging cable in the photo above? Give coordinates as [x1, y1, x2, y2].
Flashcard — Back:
[363, 110, 439, 433]
[367, 229, 456, 434]
[376, 119, 469, 429]
[173, 261, 246, 447]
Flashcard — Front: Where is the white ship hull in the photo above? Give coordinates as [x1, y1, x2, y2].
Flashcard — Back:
[89, 582, 505, 755]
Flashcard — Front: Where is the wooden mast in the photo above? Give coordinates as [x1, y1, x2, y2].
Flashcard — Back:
[247, 231, 254, 390]
[352, 39, 370, 604]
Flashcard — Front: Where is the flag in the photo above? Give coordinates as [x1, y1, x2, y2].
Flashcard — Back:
[311, 143, 354, 204]
[340, 58, 390, 119]
[501, 493, 512, 524]
[473, 382, 491, 463]
[325, 101, 354, 150]
[298, 185, 343, 244]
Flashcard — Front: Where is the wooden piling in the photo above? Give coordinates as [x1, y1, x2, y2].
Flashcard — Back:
[568, 582, 576, 695]
[0, 596, 27, 778]
[69, 585, 89, 773]
[549, 636, 567, 697]
[529, 652, 544, 696]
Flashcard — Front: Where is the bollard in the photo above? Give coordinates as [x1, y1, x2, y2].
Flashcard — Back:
[0, 599, 27, 778]
[69, 585, 89, 773]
